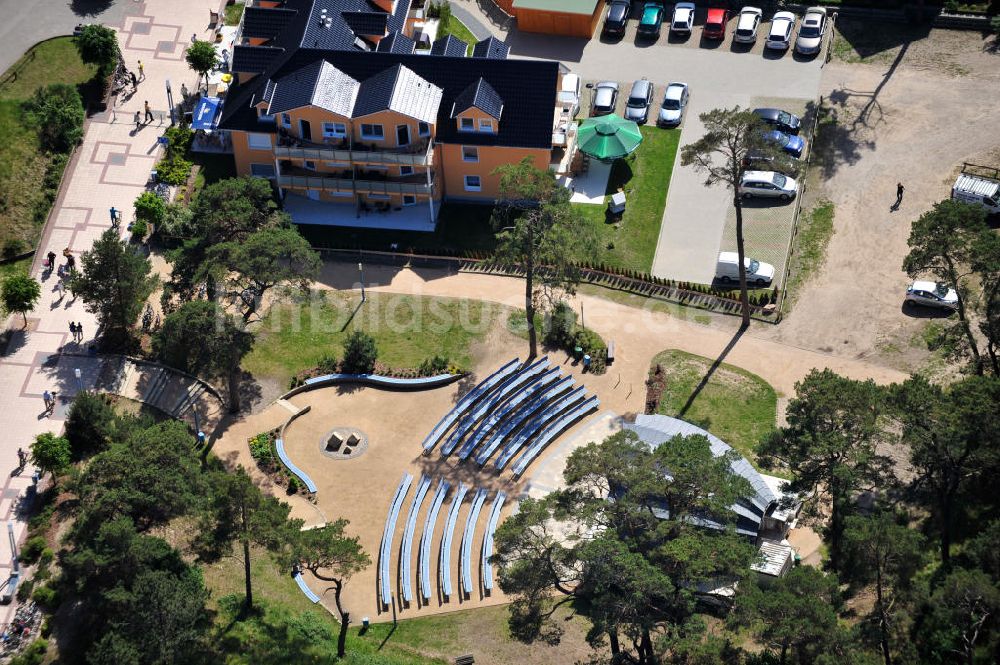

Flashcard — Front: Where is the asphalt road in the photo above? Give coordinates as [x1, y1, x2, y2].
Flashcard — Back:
[0, 0, 130, 72]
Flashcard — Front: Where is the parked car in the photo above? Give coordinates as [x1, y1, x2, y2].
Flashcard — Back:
[624, 79, 654, 124]
[762, 129, 805, 158]
[952, 173, 1000, 216]
[603, 0, 631, 37]
[905, 281, 958, 310]
[753, 107, 801, 134]
[739, 170, 798, 200]
[637, 2, 665, 39]
[733, 6, 762, 43]
[716, 251, 775, 286]
[591, 81, 620, 116]
[703, 7, 728, 39]
[557, 73, 581, 118]
[765, 11, 796, 50]
[671, 2, 696, 34]
[795, 6, 827, 55]
[657, 82, 689, 127]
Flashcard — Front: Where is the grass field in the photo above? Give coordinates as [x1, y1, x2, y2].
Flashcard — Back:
[649, 349, 777, 463]
[438, 16, 478, 55]
[784, 200, 834, 305]
[224, 1, 245, 25]
[0, 37, 96, 254]
[574, 126, 681, 273]
[243, 290, 515, 385]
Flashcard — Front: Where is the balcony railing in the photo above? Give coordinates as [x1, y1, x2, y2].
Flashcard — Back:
[274, 139, 433, 166]
[277, 175, 434, 196]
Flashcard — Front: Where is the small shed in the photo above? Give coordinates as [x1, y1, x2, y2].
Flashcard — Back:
[511, 0, 603, 38]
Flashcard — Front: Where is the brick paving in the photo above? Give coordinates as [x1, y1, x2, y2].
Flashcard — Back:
[0, 0, 221, 628]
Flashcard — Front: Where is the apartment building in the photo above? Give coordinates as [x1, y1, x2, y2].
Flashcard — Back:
[217, 0, 575, 231]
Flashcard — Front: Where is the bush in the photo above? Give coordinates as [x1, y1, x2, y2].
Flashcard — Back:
[991, 15, 1000, 35]
[316, 353, 338, 374]
[20, 536, 47, 565]
[156, 154, 193, 186]
[8, 639, 48, 665]
[133, 191, 167, 227]
[75, 24, 118, 77]
[130, 218, 148, 240]
[16, 579, 34, 602]
[544, 301, 577, 347]
[341, 331, 377, 374]
[164, 125, 194, 157]
[65, 391, 116, 458]
[157, 203, 194, 242]
[418, 355, 449, 376]
[24, 84, 85, 153]
[572, 327, 607, 357]
[248, 432, 274, 464]
[31, 584, 59, 608]
[3, 238, 27, 258]
[286, 476, 299, 495]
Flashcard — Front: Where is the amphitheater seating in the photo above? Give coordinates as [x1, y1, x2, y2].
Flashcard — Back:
[510, 396, 600, 477]
[481, 491, 506, 593]
[419, 481, 450, 602]
[294, 572, 321, 604]
[494, 386, 588, 471]
[400, 475, 431, 604]
[420, 359, 519, 453]
[439, 357, 549, 456]
[439, 483, 470, 598]
[379, 473, 413, 608]
[473, 376, 576, 466]
[460, 489, 488, 597]
[457, 368, 562, 461]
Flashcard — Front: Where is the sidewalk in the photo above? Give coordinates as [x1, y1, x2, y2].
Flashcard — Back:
[0, 0, 218, 627]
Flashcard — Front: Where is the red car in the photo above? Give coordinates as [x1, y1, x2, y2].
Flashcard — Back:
[703, 8, 728, 39]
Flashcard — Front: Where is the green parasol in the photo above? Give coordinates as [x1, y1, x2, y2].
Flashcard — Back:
[576, 115, 643, 162]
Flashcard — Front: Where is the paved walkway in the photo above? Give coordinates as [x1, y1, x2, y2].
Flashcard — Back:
[0, 0, 215, 628]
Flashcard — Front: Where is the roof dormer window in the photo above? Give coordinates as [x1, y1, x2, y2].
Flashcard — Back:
[459, 118, 475, 132]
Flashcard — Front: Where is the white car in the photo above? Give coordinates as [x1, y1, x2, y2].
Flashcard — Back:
[905, 281, 959, 310]
[657, 82, 688, 127]
[716, 251, 775, 286]
[558, 73, 581, 118]
[795, 6, 827, 55]
[765, 11, 796, 50]
[671, 2, 696, 34]
[734, 6, 762, 43]
[740, 170, 798, 200]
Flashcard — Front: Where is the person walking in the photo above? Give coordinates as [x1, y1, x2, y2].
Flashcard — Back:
[66, 253, 76, 272]
[42, 390, 53, 412]
[134, 110, 142, 132]
[891, 182, 905, 212]
[16, 447, 27, 471]
[45, 250, 56, 272]
[55, 279, 65, 301]
[76, 322, 83, 342]
[129, 70, 138, 90]
[69, 321, 77, 341]
[144, 100, 154, 123]
[138, 59, 144, 80]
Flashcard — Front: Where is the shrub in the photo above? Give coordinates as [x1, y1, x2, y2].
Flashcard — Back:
[133, 191, 167, 227]
[24, 84, 85, 153]
[572, 327, 607, 358]
[20, 536, 47, 565]
[130, 218, 148, 240]
[65, 391, 116, 458]
[418, 355, 449, 376]
[248, 432, 274, 463]
[8, 639, 48, 665]
[286, 476, 299, 495]
[157, 202, 194, 242]
[16, 579, 34, 602]
[3, 238, 27, 258]
[316, 353, 339, 374]
[164, 125, 194, 157]
[75, 24, 118, 77]
[544, 301, 577, 347]
[341, 331, 377, 374]
[156, 154, 193, 186]
[32, 584, 59, 608]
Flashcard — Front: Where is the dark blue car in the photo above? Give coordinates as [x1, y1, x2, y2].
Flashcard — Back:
[763, 130, 805, 158]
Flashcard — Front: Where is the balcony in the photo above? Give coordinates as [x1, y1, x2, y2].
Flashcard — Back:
[273, 136, 433, 166]
[277, 169, 435, 196]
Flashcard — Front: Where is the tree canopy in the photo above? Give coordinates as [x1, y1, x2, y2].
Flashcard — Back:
[75, 24, 119, 77]
[25, 84, 85, 152]
[1, 273, 41, 327]
[185, 40, 219, 90]
[31, 432, 71, 478]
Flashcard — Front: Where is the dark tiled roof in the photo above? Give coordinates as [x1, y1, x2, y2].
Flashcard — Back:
[471, 36, 509, 59]
[451, 77, 503, 119]
[430, 35, 467, 57]
[340, 11, 388, 36]
[266, 59, 360, 115]
[232, 45, 286, 74]
[377, 31, 415, 54]
[242, 7, 298, 40]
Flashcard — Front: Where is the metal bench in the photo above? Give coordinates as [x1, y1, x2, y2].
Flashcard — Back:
[461, 489, 488, 597]
[274, 438, 318, 493]
[494, 387, 587, 471]
[481, 491, 506, 592]
[440, 483, 469, 598]
[294, 572, 321, 604]
[473, 376, 575, 466]
[400, 475, 431, 604]
[419, 481, 450, 602]
[379, 473, 413, 608]
[511, 397, 600, 477]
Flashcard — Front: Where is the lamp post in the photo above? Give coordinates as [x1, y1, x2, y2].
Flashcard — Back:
[358, 262, 365, 303]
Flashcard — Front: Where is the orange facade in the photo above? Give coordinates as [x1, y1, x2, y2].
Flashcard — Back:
[514, 5, 602, 38]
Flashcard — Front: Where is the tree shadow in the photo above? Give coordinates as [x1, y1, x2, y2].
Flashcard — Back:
[833, 17, 931, 61]
[70, 0, 115, 18]
[677, 326, 744, 419]
[808, 97, 874, 181]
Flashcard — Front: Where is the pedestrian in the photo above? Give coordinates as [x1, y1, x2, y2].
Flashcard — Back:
[144, 100, 153, 123]
[110, 206, 118, 225]
[129, 70, 138, 89]
[69, 321, 77, 340]
[16, 447, 27, 469]
[45, 250, 56, 271]
[42, 390, 53, 412]
[55, 279, 65, 300]
[76, 322, 83, 341]
[891, 182, 905, 212]
[138, 59, 144, 80]
[66, 253, 76, 272]
[134, 110, 141, 132]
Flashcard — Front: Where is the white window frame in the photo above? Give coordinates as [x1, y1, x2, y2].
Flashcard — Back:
[250, 163, 276, 178]
[464, 175, 482, 192]
[478, 119, 493, 133]
[459, 117, 475, 132]
[322, 122, 347, 138]
[247, 133, 272, 150]
[400, 165, 414, 176]
[402, 195, 416, 206]
[281, 113, 292, 128]
[462, 146, 479, 163]
[418, 121, 431, 137]
[360, 123, 385, 140]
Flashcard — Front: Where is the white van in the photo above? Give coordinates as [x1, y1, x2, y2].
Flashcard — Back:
[952, 174, 1000, 215]
[716, 251, 775, 286]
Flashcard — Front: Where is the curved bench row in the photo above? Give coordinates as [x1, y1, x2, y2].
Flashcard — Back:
[458, 368, 562, 461]
[473, 375, 575, 466]
[379, 473, 413, 608]
[420, 481, 450, 602]
[440, 357, 549, 456]
[495, 386, 588, 471]
[298, 371, 460, 392]
[511, 396, 601, 478]
[400, 475, 431, 604]
[421, 359, 520, 453]
[294, 572, 322, 604]
[461, 489, 489, 597]
[274, 438, 318, 493]
[482, 491, 506, 593]
[439, 483, 469, 598]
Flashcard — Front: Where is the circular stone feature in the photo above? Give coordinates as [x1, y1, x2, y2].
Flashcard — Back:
[320, 427, 369, 460]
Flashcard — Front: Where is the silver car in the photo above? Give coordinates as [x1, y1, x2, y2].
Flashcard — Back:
[734, 7, 762, 43]
[657, 82, 688, 127]
[671, 2, 695, 34]
[766, 11, 795, 50]
[624, 79, 654, 124]
[905, 281, 958, 310]
[795, 6, 827, 55]
[591, 81, 619, 116]
[740, 170, 798, 200]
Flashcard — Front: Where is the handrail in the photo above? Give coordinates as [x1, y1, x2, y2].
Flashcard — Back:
[494, 387, 587, 471]
[400, 475, 431, 604]
[276, 174, 434, 195]
[511, 397, 600, 478]
[474, 377, 576, 467]
[440, 483, 469, 598]
[461, 489, 488, 597]
[420, 480, 450, 601]
[379, 473, 413, 608]
[482, 491, 506, 592]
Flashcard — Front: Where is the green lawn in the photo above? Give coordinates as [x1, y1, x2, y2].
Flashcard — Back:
[0, 256, 30, 280]
[649, 349, 777, 463]
[438, 15, 478, 55]
[0, 37, 97, 255]
[224, 1, 245, 26]
[243, 290, 514, 385]
[574, 126, 681, 273]
[784, 200, 834, 305]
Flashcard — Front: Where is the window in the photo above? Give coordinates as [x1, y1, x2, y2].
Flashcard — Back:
[400, 166, 414, 176]
[360, 124, 384, 140]
[258, 109, 275, 123]
[250, 163, 276, 178]
[418, 121, 431, 137]
[464, 175, 481, 192]
[478, 119, 493, 133]
[462, 146, 479, 163]
[322, 122, 347, 138]
[459, 118, 475, 132]
[324, 162, 349, 168]
[247, 133, 272, 150]
[281, 113, 292, 128]
[402, 195, 416, 206]
[304, 161, 316, 170]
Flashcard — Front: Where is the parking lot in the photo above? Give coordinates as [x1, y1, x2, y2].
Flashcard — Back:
[511, 5, 830, 283]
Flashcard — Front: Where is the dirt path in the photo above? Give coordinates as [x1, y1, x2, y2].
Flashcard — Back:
[765, 29, 1000, 371]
